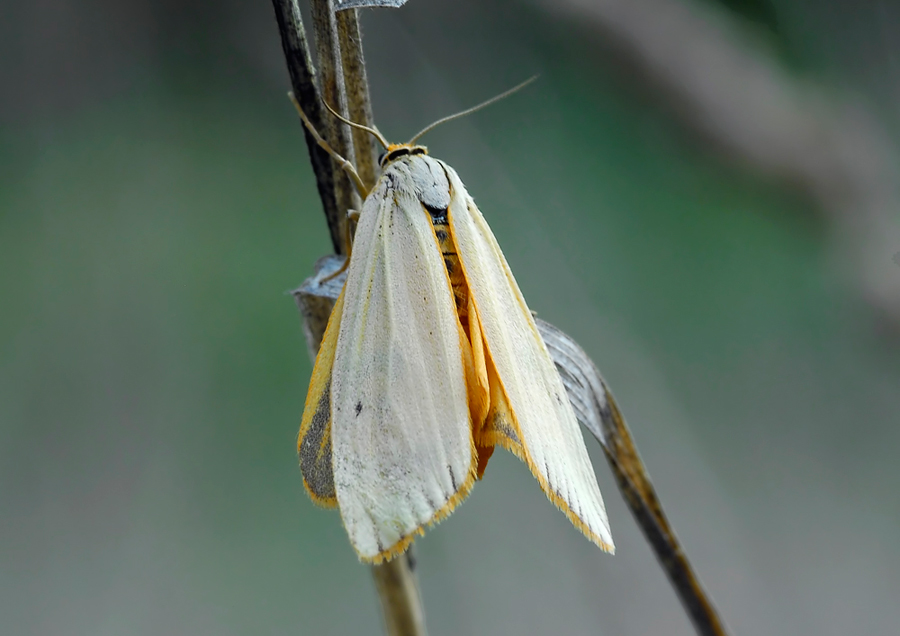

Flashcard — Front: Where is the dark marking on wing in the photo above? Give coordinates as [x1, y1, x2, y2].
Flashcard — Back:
[298, 379, 336, 500]
[355, 401, 363, 416]
[434, 229, 449, 243]
[448, 465, 458, 491]
[487, 413, 521, 445]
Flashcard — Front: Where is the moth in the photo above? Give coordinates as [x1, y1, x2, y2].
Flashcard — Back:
[296, 81, 614, 563]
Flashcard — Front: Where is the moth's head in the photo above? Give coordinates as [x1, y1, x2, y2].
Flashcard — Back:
[378, 143, 428, 168]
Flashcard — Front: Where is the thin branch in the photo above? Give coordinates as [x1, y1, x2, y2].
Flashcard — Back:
[270, 0, 342, 254]
[371, 550, 429, 636]
[336, 8, 379, 191]
[281, 3, 428, 633]
[537, 319, 730, 636]
[310, 0, 360, 253]
[308, 5, 427, 632]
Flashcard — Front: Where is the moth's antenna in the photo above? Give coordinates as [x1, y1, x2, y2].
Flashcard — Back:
[322, 100, 390, 150]
[289, 92, 368, 198]
[408, 75, 538, 145]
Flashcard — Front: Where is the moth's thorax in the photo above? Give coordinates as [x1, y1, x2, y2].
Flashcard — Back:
[379, 143, 428, 168]
[378, 150, 468, 317]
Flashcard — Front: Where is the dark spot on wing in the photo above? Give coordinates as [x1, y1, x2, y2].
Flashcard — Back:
[448, 465, 458, 491]
[355, 401, 363, 416]
[487, 413, 520, 444]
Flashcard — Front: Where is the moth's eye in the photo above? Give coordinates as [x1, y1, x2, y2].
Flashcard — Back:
[378, 150, 387, 165]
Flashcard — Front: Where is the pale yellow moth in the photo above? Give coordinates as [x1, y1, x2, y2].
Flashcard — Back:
[297, 81, 614, 563]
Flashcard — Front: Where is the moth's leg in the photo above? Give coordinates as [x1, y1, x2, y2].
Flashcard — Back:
[288, 92, 368, 199]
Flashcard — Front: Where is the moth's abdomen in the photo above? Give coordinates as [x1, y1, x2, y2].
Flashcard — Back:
[431, 215, 468, 318]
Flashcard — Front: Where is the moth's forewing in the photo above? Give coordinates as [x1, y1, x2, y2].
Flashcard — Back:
[329, 158, 478, 563]
[444, 161, 614, 552]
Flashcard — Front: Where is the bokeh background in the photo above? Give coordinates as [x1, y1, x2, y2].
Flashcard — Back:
[3, 0, 899, 634]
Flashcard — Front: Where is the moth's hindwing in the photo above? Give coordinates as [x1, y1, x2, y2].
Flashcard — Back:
[298, 288, 346, 508]
[443, 161, 614, 553]
[330, 159, 478, 563]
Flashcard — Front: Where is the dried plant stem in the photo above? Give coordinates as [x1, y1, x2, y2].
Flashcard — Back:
[271, 0, 341, 253]
[336, 8, 379, 191]
[273, 2, 427, 634]
[371, 551, 428, 636]
[310, 0, 360, 250]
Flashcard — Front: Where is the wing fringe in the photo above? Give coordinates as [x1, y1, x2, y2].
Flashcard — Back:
[361, 454, 479, 564]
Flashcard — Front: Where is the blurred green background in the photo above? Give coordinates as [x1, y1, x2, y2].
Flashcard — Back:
[2, 0, 899, 634]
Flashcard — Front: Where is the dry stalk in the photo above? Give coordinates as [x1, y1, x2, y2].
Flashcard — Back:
[272, 1, 428, 634]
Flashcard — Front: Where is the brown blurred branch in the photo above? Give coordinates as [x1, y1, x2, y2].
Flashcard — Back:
[535, 0, 900, 327]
